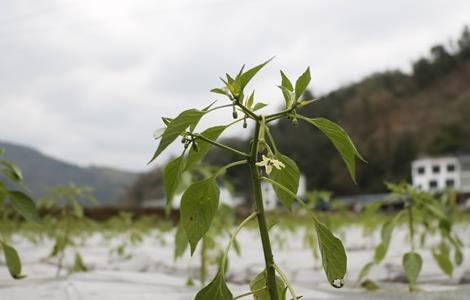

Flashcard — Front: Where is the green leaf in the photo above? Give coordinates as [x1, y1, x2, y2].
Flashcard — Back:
[373, 212, 403, 263]
[195, 270, 233, 300]
[1, 160, 23, 183]
[360, 279, 379, 291]
[174, 223, 188, 261]
[432, 248, 453, 277]
[403, 252, 422, 288]
[374, 243, 387, 263]
[210, 88, 230, 97]
[0, 182, 6, 206]
[295, 67, 311, 100]
[50, 234, 67, 257]
[280, 71, 293, 108]
[357, 261, 375, 284]
[246, 90, 255, 109]
[163, 155, 186, 208]
[297, 99, 316, 108]
[249, 270, 286, 300]
[313, 217, 347, 288]
[153, 128, 166, 140]
[299, 116, 364, 183]
[162, 117, 172, 126]
[455, 248, 463, 266]
[180, 178, 220, 255]
[149, 109, 205, 163]
[186, 126, 227, 170]
[9, 191, 40, 224]
[253, 103, 268, 111]
[423, 202, 447, 221]
[72, 253, 88, 272]
[1, 242, 25, 279]
[202, 100, 218, 112]
[239, 58, 274, 91]
[269, 154, 300, 210]
[280, 70, 293, 91]
[233, 237, 242, 257]
[363, 200, 383, 216]
[72, 200, 84, 218]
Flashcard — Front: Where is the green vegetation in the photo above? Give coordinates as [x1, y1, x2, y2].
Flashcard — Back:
[39, 185, 96, 276]
[358, 183, 464, 291]
[0, 148, 39, 279]
[149, 59, 363, 299]
[125, 26, 470, 204]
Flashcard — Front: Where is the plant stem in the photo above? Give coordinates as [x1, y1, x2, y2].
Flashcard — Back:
[234, 287, 267, 299]
[264, 124, 279, 154]
[206, 103, 234, 113]
[407, 197, 415, 251]
[221, 212, 257, 274]
[213, 160, 247, 178]
[200, 236, 207, 285]
[273, 262, 298, 300]
[56, 209, 70, 277]
[191, 133, 249, 158]
[265, 107, 296, 122]
[234, 97, 260, 120]
[249, 120, 280, 300]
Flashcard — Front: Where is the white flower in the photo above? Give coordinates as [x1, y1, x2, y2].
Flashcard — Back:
[255, 155, 285, 175]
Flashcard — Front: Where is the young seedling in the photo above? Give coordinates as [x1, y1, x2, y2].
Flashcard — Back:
[357, 182, 464, 291]
[174, 203, 240, 286]
[107, 212, 144, 260]
[39, 184, 95, 277]
[0, 148, 39, 279]
[150, 59, 364, 299]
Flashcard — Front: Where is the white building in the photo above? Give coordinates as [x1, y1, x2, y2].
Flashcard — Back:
[411, 155, 470, 192]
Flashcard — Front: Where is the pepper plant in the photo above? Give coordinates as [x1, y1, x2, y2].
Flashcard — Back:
[357, 182, 464, 291]
[149, 59, 364, 299]
[39, 185, 95, 276]
[0, 148, 39, 279]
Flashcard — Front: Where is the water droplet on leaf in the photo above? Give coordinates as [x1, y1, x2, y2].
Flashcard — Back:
[331, 278, 344, 288]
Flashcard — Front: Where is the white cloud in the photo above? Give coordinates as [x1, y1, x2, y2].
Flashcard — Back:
[0, 0, 469, 171]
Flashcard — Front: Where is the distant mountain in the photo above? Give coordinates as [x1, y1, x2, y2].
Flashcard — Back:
[190, 26, 470, 196]
[0, 141, 137, 204]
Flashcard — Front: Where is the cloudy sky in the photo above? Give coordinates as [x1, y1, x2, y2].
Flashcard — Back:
[1, 0, 469, 172]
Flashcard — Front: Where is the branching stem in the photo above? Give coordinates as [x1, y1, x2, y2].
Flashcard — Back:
[273, 262, 298, 300]
[234, 287, 267, 299]
[191, 133, 249, 158]
[213, 160, 247, 178]
[249, 121, 280, 300]
[221, 211, 257, 274]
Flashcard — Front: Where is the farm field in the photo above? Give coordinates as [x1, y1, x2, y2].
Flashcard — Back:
[1, 214, 469, 300]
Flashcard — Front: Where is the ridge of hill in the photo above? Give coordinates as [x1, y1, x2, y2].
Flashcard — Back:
[0, 141, 137, 204]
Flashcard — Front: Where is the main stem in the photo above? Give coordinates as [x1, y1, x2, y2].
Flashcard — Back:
[249, 120, 279, 300]
[407, 198, 415, 251]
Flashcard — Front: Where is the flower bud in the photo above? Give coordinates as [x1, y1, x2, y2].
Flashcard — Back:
[292, 116, 298, 127]
[232, 106, 238, 119]
[192, 141, 199, 152]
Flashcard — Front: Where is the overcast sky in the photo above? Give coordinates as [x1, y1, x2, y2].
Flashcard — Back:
[1, 0, 469, 172]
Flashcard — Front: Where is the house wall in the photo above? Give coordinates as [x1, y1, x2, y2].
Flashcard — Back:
[411, 157, 461, 191]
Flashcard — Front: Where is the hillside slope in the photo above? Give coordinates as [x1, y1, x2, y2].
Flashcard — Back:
[123, 26, 470, 204]
[271, 47, 470, 194]
[0, 141, 137, 204]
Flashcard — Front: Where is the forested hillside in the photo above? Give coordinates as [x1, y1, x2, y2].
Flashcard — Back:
[124, 26, 470, 205]
[0, 141, 137, 203]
